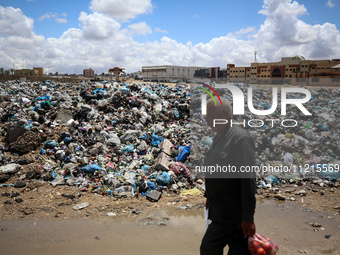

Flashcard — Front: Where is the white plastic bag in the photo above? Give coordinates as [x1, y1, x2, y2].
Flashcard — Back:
[204, 207, 212, 230]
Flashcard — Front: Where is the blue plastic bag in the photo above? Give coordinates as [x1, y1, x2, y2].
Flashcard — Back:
[265, 175, 280, 185]
[123, 144, 134, 153]
[64, 137, 72, 145]
[176, 146, 191, 162]
[151, 130, 164, 146]
[156, 172, 170, 186]
[82, 164, 102, 173]
[44, 140, 57, 149]
[316, 123, 329, 132]
[36, 95, 50, 101]
[147, 181, 157, 190]
[140, 134, 148, 140]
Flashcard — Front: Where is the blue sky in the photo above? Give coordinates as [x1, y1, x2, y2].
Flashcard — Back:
[0, 0, 340, 73]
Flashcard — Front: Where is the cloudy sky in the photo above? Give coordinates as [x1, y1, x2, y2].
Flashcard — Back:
[0, 0, 340, 74]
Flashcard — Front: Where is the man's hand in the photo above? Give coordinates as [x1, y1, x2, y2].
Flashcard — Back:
[242, 221, 256, 237]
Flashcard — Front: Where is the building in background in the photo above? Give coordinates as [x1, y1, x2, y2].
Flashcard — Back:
[142, 65, 205, 82]
[13, 67, 44, 77]
[33, 67, 44, 77]
[83, 68, 95, 78]
[14, 69, 34, 76]
[227, 56, 340, 86]
[194, 67, 221, 80]
[132, 71, 143, 80]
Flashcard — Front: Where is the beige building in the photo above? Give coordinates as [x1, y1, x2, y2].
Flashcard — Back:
[227, 56, 340, 86]
[14, 67, 44, 77]
[33, 67, 44, 77]
[83, 68, 95, 78]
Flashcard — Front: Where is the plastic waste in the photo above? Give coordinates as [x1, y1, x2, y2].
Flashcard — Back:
[82, 164, 101, 173]
[0, 164, 19, 174]
[123, 144, 134, 153]
[265, 175, 280, 185]
[151, 131, 164, 146]
[170, 162, 191, 178]
[180, 188, 202, 195]
[156, 172, 170, 186]
[44, 140, 57, 149]
[176, 146, 191, 162]
[73, 202, 90, 210]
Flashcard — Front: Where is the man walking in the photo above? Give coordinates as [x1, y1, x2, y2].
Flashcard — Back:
[200, 97, 256, 255]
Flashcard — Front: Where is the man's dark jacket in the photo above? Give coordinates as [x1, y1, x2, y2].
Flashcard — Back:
[204, 125, 256, 224]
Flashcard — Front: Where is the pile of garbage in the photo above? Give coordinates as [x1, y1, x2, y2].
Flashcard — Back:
[0, 80, 196, 202]
[190, 84, 340, 189]
[0, 80, 339, 203]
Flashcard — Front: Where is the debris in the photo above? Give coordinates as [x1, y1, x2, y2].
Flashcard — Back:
[10, 131, 41, 154]
[73, 202, 90, 210]
[0, 164, 19, 174]
[14, 180, 26, 188]
[311, 222, 322, 228]
[297, 190, 307, 196]
[180, 188, 202, 196]
[274, 194, 286, 200]
[15, 198, 23, 203]
[107, 212, 117, 217]
[146, 190, 162, 202]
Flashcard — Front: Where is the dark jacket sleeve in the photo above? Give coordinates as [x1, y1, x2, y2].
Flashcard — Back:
[233, 136, 256, 222]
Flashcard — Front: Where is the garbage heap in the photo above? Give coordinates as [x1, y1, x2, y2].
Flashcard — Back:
[0, 80, 339, 201]
[190, 84, 340, 189]
[0, 80, 196, 202]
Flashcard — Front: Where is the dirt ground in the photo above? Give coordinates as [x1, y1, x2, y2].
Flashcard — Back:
[1, 182, 340, 254]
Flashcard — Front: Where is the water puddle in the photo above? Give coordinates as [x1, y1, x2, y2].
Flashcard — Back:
[1, 200, 339, 255]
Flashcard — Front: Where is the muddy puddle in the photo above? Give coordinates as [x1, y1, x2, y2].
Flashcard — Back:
[1, 199, 340, 255]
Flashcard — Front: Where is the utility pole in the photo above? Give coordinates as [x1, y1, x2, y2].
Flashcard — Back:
[47, 66, 53, 76]
[12, 62, 19, 75]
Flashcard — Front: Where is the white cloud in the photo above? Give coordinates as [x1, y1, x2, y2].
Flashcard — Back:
[255, 0, 340, 61]
[55, 18, 67, 24]
[0, 6, 33, 37]
[155, 28, 168, 34]
[89, 0, 152, 21]
[326, 0, 335, 7]
[235, 27, 256, 36]
[1, 0, 340, 74]
[128, 22, 152, 35]
[38, 12, 57, 21]
[78, 12, 122, 40]
[191, 14, 199, 18]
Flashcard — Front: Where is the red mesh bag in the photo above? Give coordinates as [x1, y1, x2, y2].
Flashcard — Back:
[248, 233, 278, 255]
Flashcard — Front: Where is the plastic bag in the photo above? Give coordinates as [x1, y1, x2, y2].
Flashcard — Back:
[248, 233, 278, 255]
[176, 146, 191, 162]
[204, 207, 211, 230]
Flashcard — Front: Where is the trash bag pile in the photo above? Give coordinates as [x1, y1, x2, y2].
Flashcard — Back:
[0, 80, 339, 200]
[190, 84, 340, 189]
[0, 80, 195, 199]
